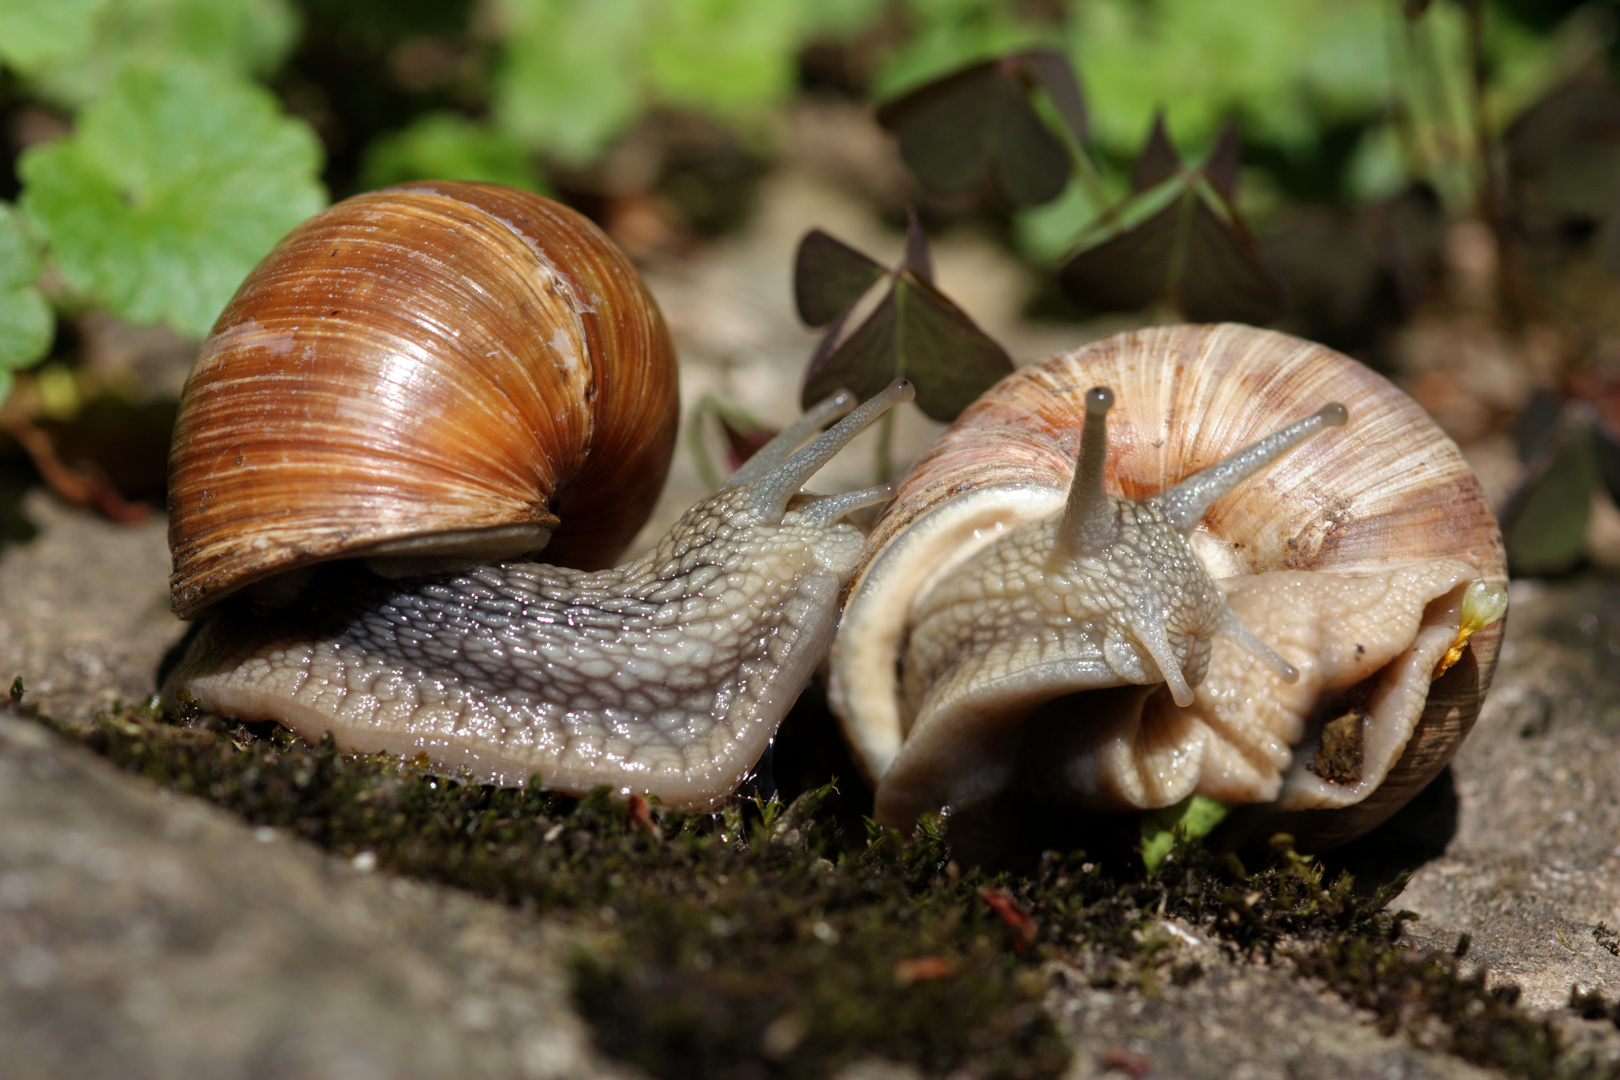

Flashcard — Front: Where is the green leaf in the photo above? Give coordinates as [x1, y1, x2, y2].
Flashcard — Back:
[796, 223, 1012, 423]
[0, 204, 54, 399]
[891, 274, 1013, 422]
[360, 112, 546, 193]
[793, 229, 886, 328]
[1504, 426, 1598, 577]
[1058, 120, 1284, 324]
[18, 62, 325, 339]
[1141, 794, 1230, 871]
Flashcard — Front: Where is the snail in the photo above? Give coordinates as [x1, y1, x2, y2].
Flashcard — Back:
[827, 323, 1507, 848]
[160, 181, 912, 810]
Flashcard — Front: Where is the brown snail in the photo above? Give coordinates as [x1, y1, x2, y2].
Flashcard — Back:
[161, 181, 912, 809]
[827, 323, 1507, 848]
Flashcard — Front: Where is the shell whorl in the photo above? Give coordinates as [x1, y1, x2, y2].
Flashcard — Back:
[829, 323, 1507, 845]
[167, 181, 678, 619]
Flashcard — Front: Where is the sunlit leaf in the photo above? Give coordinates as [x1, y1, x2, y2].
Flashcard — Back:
[1058, 198, 1180, 313]
[796, 222, 1012, 423]
[877, 49, 1085, 209]
[891, 274, 1013, 421]
[1058, 118, 1284, 324]
[794, 230, 886, 328]
[802, 288, 901, 409]
[1179, 197, 1286, 325]
[1503, 426, 1597, 577]
[18, 61, 325, 339]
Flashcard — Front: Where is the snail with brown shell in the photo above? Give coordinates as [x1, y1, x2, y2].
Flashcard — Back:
[161, 181, 912, 810]
[828, 323, 1507, 849]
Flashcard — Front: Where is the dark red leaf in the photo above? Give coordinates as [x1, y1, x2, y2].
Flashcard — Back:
[1018, 48, 1089, 146]
[1132, 112, 1182, 193]
[1058, 197, 1182, 313]
[901, 206, 933, 283]
[1061, 117, 1283, 324]
[1204, 119, 1242, 202]
[989, 78, 1071, 208]
[877, 50, 1082, 209]
[882, 65, 1000, 194]
[793, 229, 886, 328]
[800, 289, 902, 411]
[892, 274, 1014, 422]
[979, 886, 1036, 952]
[1178, 198, 1286, 325]
[716, 411, 778, 473]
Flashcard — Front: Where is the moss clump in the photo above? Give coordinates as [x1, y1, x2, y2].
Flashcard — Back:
[46, 704, 1067, 1079]
[30, 702, 1620, 1080]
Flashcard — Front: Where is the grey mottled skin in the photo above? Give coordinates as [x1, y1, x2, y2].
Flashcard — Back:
[881, 392, 1347, 823]
[903, 496, 1226, 721]
[903, 392, 1343, 722]
[165, 381, 913, 809]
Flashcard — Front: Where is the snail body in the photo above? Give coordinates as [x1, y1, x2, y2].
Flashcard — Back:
[829, 324, 1507, 846]
[163, 181, 911, 809]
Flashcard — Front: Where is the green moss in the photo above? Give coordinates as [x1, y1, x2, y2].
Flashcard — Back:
[30, 703, 1620, 1080]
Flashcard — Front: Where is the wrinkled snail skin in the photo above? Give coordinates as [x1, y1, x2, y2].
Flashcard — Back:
[162, 179, 916, 809]
[828, 323, 1507, 846]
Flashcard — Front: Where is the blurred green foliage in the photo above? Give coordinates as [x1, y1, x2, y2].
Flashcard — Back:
[0, 0, 300, 106]
[490, 0, 882, 163]
[0, 0, 321, 352]
[0, 0, 1606, 430]
[18, 62, 324, 338]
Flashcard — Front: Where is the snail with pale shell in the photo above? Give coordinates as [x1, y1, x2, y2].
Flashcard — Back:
[828, 323, 1507, 848]
[162, 181, 911, 809]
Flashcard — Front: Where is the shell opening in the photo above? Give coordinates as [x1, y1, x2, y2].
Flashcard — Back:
[744, 378, 914, 523]
[1057, 386, 1119, 556]
[1157, 402, 1348, 533]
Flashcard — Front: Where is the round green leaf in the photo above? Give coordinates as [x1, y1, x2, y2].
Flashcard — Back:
[0, 204, 53, 383]
[19, 61, 325, 339]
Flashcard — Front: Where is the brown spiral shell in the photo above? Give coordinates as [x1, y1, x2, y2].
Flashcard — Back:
[829, 323, 1507, 847]
[167, 182, 678, 619]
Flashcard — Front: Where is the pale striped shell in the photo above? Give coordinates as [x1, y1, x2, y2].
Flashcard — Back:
[828, 323, 1506, 847]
